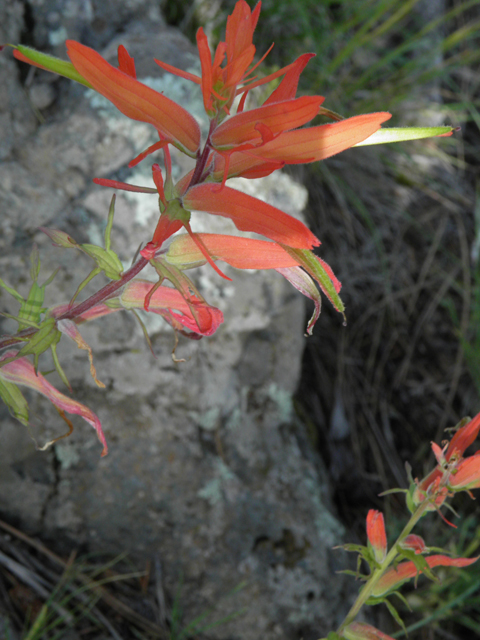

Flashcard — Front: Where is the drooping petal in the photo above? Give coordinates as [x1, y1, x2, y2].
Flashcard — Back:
[366, 510, 387, 563]
[120, 280, 223, 336]
[184, 184, 320, 249]
[373, 555, 479, 597]
[166, 233, 301, 270]
[211, 96, 324, 149]
[57, 319, 105, 388]
[0, 350, 107, 456]
[279, 245, 344, 317]
[66, 41, 201, 156]
[276, 266, 322, 335]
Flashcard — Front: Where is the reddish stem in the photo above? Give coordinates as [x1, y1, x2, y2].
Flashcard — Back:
[56, 256, 149, 321]
[1, 118, 220, 351]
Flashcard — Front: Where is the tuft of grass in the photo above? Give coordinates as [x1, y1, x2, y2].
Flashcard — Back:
[0, 518, 246, 640]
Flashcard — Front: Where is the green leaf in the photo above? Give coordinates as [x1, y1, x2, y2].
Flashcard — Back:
[68, 268, 101, 306]
[391, 590, 412, 612]
[50, 342, 71, 391]
[355, 126, 454, 146]
[17, 318, 61, 371]
[104, 195, 116, 251]
[337, 544, 369, 554]
[0, 277, 24, 304]
[0, 378, 29, 426]
[17, 281, 46, 329]
[15, 45, 93, 88]
[384, 597, 408, 635]
[80, 245, 124, 280]
[338, 569, 369, 579]
[29, 245, 41, 282]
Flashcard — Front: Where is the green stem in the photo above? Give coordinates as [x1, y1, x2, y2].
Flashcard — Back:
[337, 500, 431, 635]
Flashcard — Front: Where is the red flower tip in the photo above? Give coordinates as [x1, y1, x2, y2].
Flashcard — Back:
[366, 509, 387, 563]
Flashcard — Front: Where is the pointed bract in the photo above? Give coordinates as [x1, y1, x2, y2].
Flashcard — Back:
[184, 184, 320, 249]
[66, 41, 201, 156]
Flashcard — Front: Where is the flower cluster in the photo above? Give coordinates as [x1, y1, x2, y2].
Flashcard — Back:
[330, 413, 480, 640]
[1, 0, 453, 454]
[412, 412, 480, 512]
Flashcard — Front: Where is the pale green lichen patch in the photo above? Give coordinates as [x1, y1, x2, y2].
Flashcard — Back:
[55, 442, 80, 470]
[268, 383, 293, 422]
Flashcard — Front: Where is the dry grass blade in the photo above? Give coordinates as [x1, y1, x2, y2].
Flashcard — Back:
[0, 519, 169, 639]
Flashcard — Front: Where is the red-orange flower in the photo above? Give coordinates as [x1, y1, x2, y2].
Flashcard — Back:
[366, 510, 387, 564]
[373, 554, 478, 597]
[449, 453, 480, 491]
[413, 412, 480, 510]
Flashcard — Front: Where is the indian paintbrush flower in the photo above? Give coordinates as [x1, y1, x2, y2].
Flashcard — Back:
[1, 0, 455, 457]
[412, 412, 480, 512]
[366, 509, 387, 564]
[372, 554, 478, 597]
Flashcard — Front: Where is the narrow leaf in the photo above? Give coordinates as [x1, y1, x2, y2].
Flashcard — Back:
[355, 126, 454, 146]
[13, 45, 93, 88]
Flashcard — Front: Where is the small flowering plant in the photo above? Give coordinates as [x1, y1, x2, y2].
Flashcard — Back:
[323, 412, 480, 640]
[0, 0, 453, 455]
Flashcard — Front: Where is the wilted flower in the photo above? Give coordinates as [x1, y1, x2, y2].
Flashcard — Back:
[0, 350, 107, 456]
